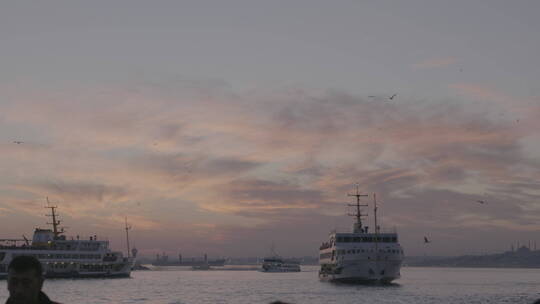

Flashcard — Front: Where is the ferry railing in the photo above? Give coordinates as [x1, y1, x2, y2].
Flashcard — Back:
[329, 226, 398, 234]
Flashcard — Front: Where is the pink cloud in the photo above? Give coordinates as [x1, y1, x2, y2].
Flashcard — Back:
[1, 82, 539, 256]
[449, 83, 510, 102]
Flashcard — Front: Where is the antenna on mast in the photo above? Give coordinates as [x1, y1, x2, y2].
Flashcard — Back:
[125, 217, 132, 258]
[347, 184, 368, 233]
[373, 193, 379, 234]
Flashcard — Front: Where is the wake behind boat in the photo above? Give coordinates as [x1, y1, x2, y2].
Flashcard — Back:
[0, 201, 134, 279]
[319, 187, 404, 283]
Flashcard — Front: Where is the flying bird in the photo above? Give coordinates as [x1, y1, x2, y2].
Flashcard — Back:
[424, 236, 431, 244]
[476, 200, 487, 204]
[13, 141, 24, 144]
[389, 94, 397, 100]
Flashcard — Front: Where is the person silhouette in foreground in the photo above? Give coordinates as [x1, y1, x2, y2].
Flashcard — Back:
[6, 255, 60, 304]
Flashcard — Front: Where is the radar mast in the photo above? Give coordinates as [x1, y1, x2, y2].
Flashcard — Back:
[347, 184, 368, 233]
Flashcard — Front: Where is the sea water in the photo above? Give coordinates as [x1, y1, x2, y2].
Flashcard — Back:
[0, 266, 539, 304]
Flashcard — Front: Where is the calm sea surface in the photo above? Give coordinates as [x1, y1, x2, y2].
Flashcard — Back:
[1, 266, 539, 304]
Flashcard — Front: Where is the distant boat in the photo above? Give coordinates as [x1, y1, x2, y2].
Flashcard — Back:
[192, 254, 211, 270]
[260, 244, 301, 272]
[0, 202, 134, 279]
[319, 188, 404, 283]
[260, 256, 301, 272]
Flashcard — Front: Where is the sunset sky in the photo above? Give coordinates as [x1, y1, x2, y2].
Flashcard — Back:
[1, 1, 539, 258]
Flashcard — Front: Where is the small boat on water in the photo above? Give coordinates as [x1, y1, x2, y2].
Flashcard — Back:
[260, 256, 301, 272]
[0, 200, 134, 279]
[260, 244, 301, 272]
[192, 254, 211, 270]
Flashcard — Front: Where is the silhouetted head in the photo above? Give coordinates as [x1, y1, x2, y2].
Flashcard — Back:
[7, 255, 44, 304]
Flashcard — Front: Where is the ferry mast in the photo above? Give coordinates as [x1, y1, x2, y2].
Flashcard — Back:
[373, 193, 380, 261]
[347, 184, 368, 233]
[125, 217, 132, 258]
[373, 193, 379, 234]
[45, 197, 63, 239]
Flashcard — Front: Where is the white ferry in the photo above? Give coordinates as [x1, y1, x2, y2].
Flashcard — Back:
[260, 256, 301, 272]
[319, 188, 404, 283]
[0, 203, 134, 279]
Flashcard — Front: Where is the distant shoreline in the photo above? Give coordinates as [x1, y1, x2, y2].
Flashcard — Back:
[404, 247, 540, 268]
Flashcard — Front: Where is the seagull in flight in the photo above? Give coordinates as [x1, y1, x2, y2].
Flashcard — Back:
[389, 94, 397, 100]
[424, 236, 431, 244]
[13, 141, 24, 144]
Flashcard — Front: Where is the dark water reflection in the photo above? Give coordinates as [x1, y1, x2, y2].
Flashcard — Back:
[0, 266, 538, 304]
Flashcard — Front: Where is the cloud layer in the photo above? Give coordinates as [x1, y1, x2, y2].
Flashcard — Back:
[1, 80, 539, 257]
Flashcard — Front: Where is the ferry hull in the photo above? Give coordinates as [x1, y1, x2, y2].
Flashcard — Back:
[319, 260, 402, 284]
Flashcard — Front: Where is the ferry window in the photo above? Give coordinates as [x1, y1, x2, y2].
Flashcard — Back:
[392, 237, 397, 242]
[343, 237, 351, 242]
[353, 237, 361, 242]
[336, 237, 344, 243]
[383, 237, 390, 242]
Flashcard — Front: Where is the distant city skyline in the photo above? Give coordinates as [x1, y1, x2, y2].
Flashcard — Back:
[1, 0, 540, 257]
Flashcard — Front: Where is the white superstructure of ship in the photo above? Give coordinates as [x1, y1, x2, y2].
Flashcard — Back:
[0, 200, 134, 279]
[319, 187, 404, 283]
